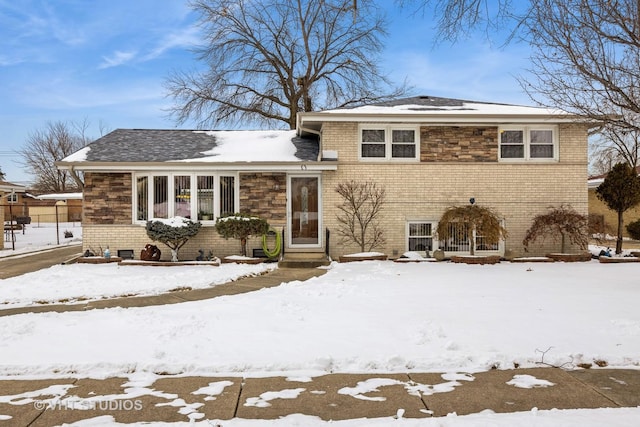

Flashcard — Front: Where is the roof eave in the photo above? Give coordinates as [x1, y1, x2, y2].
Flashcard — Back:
[56, 160, 337, 172]
[299, 112, 589, 126]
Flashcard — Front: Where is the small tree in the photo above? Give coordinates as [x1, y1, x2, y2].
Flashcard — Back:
[436, 204, 507, 256]
[596, 162, 640, 254]
[523, 205, 588, 254]
[215, 213, 269, 256]
[335, 180, 386, 252]
[146, 217, 202, 262]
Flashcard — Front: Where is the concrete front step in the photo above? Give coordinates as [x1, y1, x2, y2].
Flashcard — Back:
[278, 253, 331, 268]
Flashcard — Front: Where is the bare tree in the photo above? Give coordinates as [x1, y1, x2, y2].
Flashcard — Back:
[166, 0, 408, 130]
[335, 180, 386, 252]
[398, 0, 640, 170]
[19, 121, 91, 192]
[395, 0, 520, 43]
[590, 126, 640, 175]
[521, 1, 640, 130]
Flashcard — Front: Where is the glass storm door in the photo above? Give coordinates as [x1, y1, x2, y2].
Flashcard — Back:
[289, 176, 320, 247]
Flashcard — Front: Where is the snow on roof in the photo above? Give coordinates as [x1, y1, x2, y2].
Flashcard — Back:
[63, 146, 90, 162]
[36, 192, 83, 200]
[183, 130, 300, 162]
[321, 100, 567, 116]
[331, 102, 564, 116]
[59, 129, 318, 164]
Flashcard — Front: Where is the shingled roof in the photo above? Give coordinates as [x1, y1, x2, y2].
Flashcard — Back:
[69, 129, 319, 163]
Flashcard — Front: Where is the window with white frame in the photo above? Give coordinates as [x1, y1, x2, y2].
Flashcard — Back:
[407, 221, 502, 254]
[499, 126, 557, 161]
[134, 173, 237, 223]
[6, 193, 18, 203]
[439, 222, 500, 252]
[407, 222, 434, 253]
[360, 126, 419, 160]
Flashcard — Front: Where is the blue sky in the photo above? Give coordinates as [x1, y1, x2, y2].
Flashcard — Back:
[0, 0, 533, 185]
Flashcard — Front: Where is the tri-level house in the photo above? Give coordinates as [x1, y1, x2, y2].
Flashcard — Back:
[57, 96, 592, 261]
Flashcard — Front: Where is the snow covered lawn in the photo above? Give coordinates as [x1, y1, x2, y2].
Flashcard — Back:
[0, 221, 81, 257]
[0, 263, 276, 307]
[1, 260, 638, 378]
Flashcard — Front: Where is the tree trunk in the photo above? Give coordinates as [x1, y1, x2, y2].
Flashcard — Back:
[617, 210, 624, 254]
[560, 232, 566, 253]
[170, 249, 178, 262]
[469, 227, 475, 256]
[241, 237, 247, 257]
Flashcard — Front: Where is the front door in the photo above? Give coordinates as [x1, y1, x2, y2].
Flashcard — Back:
[288, 175, 321, 248]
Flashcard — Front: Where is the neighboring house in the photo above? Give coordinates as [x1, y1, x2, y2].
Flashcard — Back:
[31, 193, 83, 223]
[0, 181, 28, 222]
[57, 96, 593, 261]
[588, 168, 640, 237]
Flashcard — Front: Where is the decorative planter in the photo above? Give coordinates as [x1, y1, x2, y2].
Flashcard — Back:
[545, 253, 592, 262]
[77, 256, 123, 264]
[598, 256, 640, 264]
[511, 257, 555, 263]
[450, 255, 501, 265]
[222, 256, 264, 264]
[119, 260, 220, 266]
[339, 253, 388, 263]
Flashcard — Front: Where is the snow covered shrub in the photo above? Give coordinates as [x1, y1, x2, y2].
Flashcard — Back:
[145, 217, 202, 262]
[215, 213, 269, 256]
[626, 218, 640, 241]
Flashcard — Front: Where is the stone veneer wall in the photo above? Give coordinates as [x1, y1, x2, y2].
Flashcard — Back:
[82, 172, 287, 261]
[420, 126, 498, 162]
[239, 173, 287, 228]
[320, 122, 589, 258]
[83, 172, 132, 225]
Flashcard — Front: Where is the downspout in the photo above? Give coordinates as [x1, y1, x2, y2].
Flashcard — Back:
[69, 165, 85, 190]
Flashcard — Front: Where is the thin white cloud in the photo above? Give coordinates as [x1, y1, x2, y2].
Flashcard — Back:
[98, 50, 138, 69]
[141, 26, 201, 62]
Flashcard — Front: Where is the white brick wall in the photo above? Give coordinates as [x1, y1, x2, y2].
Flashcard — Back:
[321, 122, 589, 258]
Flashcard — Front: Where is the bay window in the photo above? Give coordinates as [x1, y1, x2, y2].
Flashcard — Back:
[134, 173, 237, 223]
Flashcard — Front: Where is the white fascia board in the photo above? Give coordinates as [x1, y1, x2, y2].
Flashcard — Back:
[56, 161, 337, 172]
[300, 113, 584, 125]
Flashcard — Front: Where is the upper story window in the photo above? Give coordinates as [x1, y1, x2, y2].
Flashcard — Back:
[6, 193, 18, 203]
[499, 126, 558, 161]
[134, 173, 237, 223]
[360, 125, 419, 161]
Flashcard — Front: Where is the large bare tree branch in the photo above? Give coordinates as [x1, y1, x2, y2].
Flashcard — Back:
[18, 121, 93, 193]
[166, 0, 409, 130]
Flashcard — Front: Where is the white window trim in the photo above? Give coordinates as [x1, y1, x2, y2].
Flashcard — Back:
[132, 172, 239, 225]
[406, 220, 505, 256]
[498, 125, 559, 162]
[359, 125, 420, 161]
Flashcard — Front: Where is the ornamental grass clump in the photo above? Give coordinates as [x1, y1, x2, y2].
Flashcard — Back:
[145, 217, 202, 262]
[215, 213, 269, 256]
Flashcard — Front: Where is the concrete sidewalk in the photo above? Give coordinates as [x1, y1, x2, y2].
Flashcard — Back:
[0, 368, 638, 425]
[0, 267, 326, 317]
